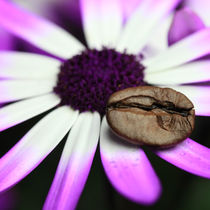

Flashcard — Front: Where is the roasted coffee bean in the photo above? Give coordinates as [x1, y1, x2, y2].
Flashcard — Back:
[106, 86, 195, 147]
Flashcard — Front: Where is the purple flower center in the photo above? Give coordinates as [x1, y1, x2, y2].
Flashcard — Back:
[53, 48, 146, 115]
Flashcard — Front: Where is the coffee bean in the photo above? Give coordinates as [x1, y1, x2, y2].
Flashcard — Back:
[106, 86, 195, 147]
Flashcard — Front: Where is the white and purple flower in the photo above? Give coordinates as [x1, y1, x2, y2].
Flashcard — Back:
[0, 0, 209, 209]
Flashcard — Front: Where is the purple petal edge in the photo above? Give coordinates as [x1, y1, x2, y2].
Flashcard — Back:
[100, 117, 162, 205]
[155, 138, 210, 178]
[168, 7, 205, 46]
[43, 112, 100, 210]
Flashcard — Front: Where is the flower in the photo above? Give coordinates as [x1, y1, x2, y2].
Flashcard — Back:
[0, 0, 209, 209]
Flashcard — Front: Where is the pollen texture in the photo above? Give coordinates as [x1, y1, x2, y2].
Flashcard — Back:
[54, 48, 145, 115]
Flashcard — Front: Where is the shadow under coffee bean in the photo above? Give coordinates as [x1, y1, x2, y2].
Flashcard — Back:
[106, 86, 195, 148]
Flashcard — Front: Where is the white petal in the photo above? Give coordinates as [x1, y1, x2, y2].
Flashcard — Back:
[121, 0, 142, 20]
[117, 0, 180, 53]
[144, 28, 210, 73]
[80, 0, 123, 49]
[160, 85, 210, 116]
[145, 61, 210, 85]
[0, 93, 61, 131]
[0, 1, 84, 59]
[0, 79, 56, 103]
[0, 52, 60, 79]
[0, 106, 78, 192]
[44, 112, 100, 210]
[142, 15, 173, 58]
[100, 117, 161, 204]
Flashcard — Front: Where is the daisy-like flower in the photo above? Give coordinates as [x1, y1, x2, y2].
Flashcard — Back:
[0, 0, 210, 209]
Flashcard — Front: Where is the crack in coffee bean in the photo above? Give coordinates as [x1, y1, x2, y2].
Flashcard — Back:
[108, 97, 191, 117]
[106, 86, 195, 147]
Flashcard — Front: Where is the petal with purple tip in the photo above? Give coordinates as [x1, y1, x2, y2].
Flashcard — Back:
[145, 61, 210, 85]
[144, 28, 210, 73]
[0, 0, 84, 59]
[117, 0, 180, 53]
[0, 79, 56, 103]
[168, 7, 205, 46]
[160, 85, 210, 116]
[0, 106, 78, 192]
[120, 0, 142, 20]
[142, 15, 173, 58]
[0, 52, 60, 79]
[0, 93, 60, 132]
[43, 112, 100, 210]
[100, 117, 161, 205]
[80, 0, 123, 49]
[155, 138, 210, 178]
[184, 0, 210, 26]
[0, 27, 13, 50]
